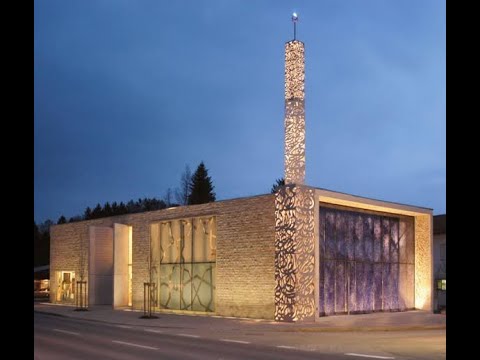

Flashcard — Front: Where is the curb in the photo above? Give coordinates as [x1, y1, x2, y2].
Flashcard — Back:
[276, 324, 446, 332]
[35, 309, 445, 333]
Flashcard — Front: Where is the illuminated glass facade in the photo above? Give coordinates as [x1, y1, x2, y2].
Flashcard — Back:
[55, 271, 76, 303]
[319, 206, 415, 316]
[150, 217, 216, 312]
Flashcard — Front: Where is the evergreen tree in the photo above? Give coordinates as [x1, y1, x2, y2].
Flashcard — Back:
[34, 220, 51, 267]
[103, 202, 112, 217]
[188, 162, 216, 205]
[270, 178, 285, 193]
[57, 215, 67, 224]
[126, 200, 136, 213]
[111, 201, 119, 215]
[92, 203, 103, 219]
[84, 206, 92, 220]
[118, 202, 128, 214]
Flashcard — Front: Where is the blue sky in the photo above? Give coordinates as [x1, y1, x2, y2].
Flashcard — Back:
[34, 0, 446, 223]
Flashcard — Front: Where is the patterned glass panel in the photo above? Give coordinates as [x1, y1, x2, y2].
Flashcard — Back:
[382, 218, 390, 263]
[153, 216, 216, 313]
[180, 264, 192, 310]
[373, 217, 382, 263]
[319, 206, 414, 316]
[382, 262, 392, 311]
[399, 220, 407, 263]
[348, 262, 356, 312]
[325, 211, 336, 259]
[324, 260, 335, 315]
[335, 261, 346, 313]
[364, 217, 374, 262]
[319, 210, 326, 315]
[390, 262, 399, 310]
[336, 215, 346, 260]
[181, 220, 193, 263]
[319, 268, 325, 315]
[159, 264, 181, 310]
[191, 263, 215, 312]
[373, 263, 383, 311]
[354, 215, 365, 261]
[355, 261, 366, 312]
[390, 221, 399, 263]
[364, 262, 374, 312]
[345, 214, 355, 261]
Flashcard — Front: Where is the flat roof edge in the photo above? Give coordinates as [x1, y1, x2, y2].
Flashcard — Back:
[315, 187, 433, 213]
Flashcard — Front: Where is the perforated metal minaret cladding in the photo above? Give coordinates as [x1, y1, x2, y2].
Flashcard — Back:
[284, 38, 305, 185]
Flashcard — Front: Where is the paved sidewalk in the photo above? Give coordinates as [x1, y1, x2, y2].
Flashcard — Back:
[34, 302, 445, 333]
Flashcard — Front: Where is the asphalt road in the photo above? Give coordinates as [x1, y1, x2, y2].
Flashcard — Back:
[34, 312, 444, 360]
[35, 312, 350, 360]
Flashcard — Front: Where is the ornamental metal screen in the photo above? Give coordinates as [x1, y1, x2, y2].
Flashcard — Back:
[150, 217, 216, 312]
[319, 206, 414, 316]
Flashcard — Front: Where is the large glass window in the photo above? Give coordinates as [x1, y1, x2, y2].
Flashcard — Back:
[150, 217, 216, 312]
[55, 271, 76, 303]
[319, 206, 415, 316]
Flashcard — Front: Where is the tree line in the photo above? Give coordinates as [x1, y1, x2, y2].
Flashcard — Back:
[34, 161, 216, 267]
[59, 161, 216, 223]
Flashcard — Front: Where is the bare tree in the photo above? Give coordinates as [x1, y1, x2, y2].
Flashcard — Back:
[163, 188, 173, 207]
[175, 165, 192, 205]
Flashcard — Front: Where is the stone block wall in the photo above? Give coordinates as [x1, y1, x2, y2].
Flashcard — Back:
[50, 194, 276, 319]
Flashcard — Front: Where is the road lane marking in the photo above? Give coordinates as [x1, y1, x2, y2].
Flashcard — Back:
[345, 353, 395, 359]
[277, 345, 297, 350]
[144, 328, 164, 333]
[176, 334, 200, 338]
[220, 339, 250, 344]
[112, 340, 158, 350]
[53, 329, 80, 336]
[116, 325, 132, 329]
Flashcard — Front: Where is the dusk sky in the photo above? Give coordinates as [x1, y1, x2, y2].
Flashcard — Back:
[34, 0, 446, 223]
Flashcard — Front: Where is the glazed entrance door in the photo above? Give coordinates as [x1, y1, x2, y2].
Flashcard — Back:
[319, 207, 414, 316]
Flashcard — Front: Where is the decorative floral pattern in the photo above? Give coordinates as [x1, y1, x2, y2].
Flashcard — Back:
[285, 41, 305, 100]
[275, 185, 315, 322]
[284, 40, 305, 185]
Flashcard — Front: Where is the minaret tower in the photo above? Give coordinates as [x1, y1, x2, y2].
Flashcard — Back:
[275, 12, 315, 323]
[284, 12, 305, 185]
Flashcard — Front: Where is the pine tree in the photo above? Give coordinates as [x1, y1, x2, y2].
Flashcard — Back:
[111, 201, 119, 215]
[92, 203, 103, 219]
[188, 161, 216, 205]
[57, 215, 67, 224]
[118, 202, 128, 214]
[103, 202, 112, 217]
[84, 207, 92, 220]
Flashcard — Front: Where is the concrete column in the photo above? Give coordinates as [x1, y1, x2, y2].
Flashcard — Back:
[414, 214, 433, 311]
